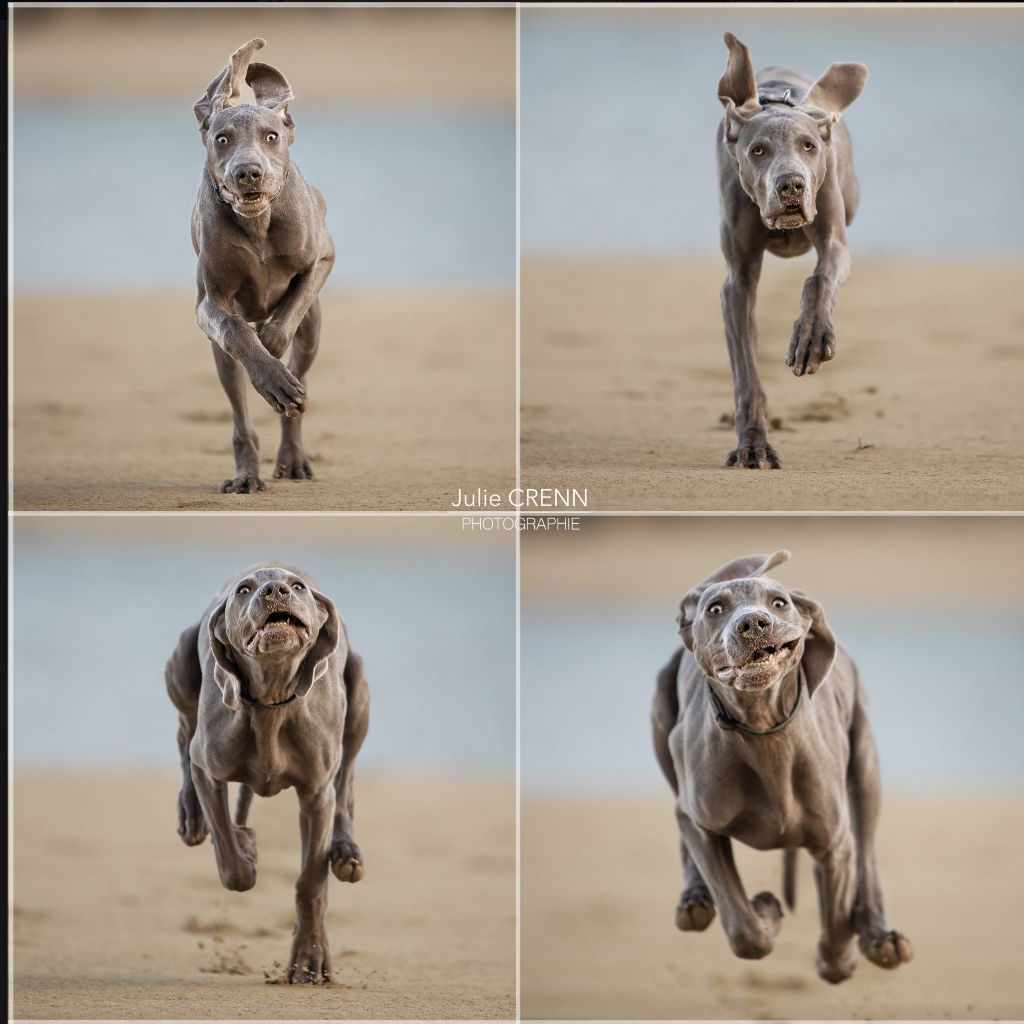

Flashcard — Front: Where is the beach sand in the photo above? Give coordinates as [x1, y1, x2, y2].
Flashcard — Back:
[12, 291, 514, 511]
[522, 794, 1024, 1020]
[12, 774, 515, 1020]
[521, 259, 1024, 511]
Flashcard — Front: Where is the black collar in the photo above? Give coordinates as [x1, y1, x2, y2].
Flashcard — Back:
[758, 89, 796, 107]
[239, 687, 299, 710]
[705, 669, 804, 736]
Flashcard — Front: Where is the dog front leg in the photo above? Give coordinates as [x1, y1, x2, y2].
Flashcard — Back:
[189, 761, 257, 891]
[721, 253, 779, 469]
[197, 291, 306, 417]
[257, 254, 334, 360]
[288, 784, 335, 984]
[787, 179, 851, 376]
[675, 807, 782, 959]
[811, 831, 859, 983]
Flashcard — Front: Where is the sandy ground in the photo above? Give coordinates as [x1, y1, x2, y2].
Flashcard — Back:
[12, 7, 515, 107]
[12, 292, 514, 511]
[522, 794, 1024, 1020]
[521, 259, 1024, 511]
[11, 774, 515, 1020]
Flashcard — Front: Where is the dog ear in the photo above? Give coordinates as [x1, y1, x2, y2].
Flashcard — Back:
[295, 590, 342, 697]
[193, 37, 266, 140]
[788, 589, 837, 696]
[721, 97, 758, 145]
[246, 62, 296, 143]
[718, 32, 760, 112]
[804, 62, 867, 116]
[677, 550, 790, 648]
[208, 598, 245, 712]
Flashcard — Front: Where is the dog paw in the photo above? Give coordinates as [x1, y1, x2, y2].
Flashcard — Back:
[218, 826, 258, 892]
[786, 317, 837, 376]
[219, 473, 265, 494]
[751, 891, 784, 935]
[675, 886, 716, 931]
[330, 836, 365, 883]
[861, 928, 913, 969]
[288, 937, 332, 985]
[273, 446, 314, 480]
[176, 787, 208, 846]
[249, 359, 306, 417]
[726, 438, 781, 470]
[257, 323, 292, 360]
[817, 939, 858, 984]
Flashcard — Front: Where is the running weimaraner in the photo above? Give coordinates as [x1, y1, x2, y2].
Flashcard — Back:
[192, 38, 334, 493]
[165, 564, 368, 984]
[716, 33, 867, 468]
[652, 551, 912, 983]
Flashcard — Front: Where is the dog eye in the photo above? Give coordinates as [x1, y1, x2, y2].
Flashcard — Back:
[236, 585, 251, 596]
[803, 141, 816, 151]
[292, 581, 304, 590]
[216, 135, 228, 146]
[772, 598, 787, 608]
[751, 146, 764, 156]
[266, 132, 278, 143]
[707, 603, 724, 616]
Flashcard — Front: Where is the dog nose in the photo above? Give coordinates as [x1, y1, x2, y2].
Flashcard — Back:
[260, 581, 292, 600]
[234, 163, 264, 187]
[776, 174, 805, 201]
[736, 611, 772, 637]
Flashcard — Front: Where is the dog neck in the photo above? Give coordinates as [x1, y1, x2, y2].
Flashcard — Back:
[233, 649, 307, 708]
[705, 665, 804, 736]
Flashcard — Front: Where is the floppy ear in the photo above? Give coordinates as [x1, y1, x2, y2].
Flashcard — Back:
[295, 590, 342, 697]
[717, 32, 760, 111]
[193, 37, 266, 140]
[208, 598, 245, 712]
[677, 550, 790, 649]
[788, 588, 837, 696]
[246, 61, 296, 143]
[804, 62, 868, 116]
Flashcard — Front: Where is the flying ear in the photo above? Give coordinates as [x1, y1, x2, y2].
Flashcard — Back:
[246, 61, 296, 143]
[193, 37, 266, 141]
[788, 588, 837, 696]
[804, 62, 868, 116]
[295, 590, 342, 697]
[677, 550, 790, 649]
[717, 32, 761, 112]
[207, 598, 245, 712]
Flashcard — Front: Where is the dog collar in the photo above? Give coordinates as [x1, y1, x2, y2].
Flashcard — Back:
[705, 670, 804, 736]
[758, 89, 795, 107]
[239, 688, 299, 710]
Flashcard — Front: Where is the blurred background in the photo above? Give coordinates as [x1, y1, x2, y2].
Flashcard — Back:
[12, 515, 516, 1020]
[14, 6, 515, 289]
[521, 516, 1024, 1020]
[522, 7, 1024, 259]
[518, 6, 1024, 512]
[12, 515, 515, 775]
[11, 7, 516, 511]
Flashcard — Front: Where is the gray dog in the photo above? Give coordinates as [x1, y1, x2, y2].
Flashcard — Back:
[652, 551, 911, 983]
[716, 33, 867, 469]
[192, 39, 335, 493]
[165, 564, 368, 984]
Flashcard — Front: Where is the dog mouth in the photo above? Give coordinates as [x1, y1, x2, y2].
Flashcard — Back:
[767, 204, 809, 230]
[245, 609, 309, 652]
[715, 638, 800, 685]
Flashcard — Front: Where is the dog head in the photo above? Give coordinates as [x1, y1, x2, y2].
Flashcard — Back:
[718, 33, 867, 231]
[677, 550, 836, 696]
[208, 564, 341, 711]
[194, 38, 296, 219]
